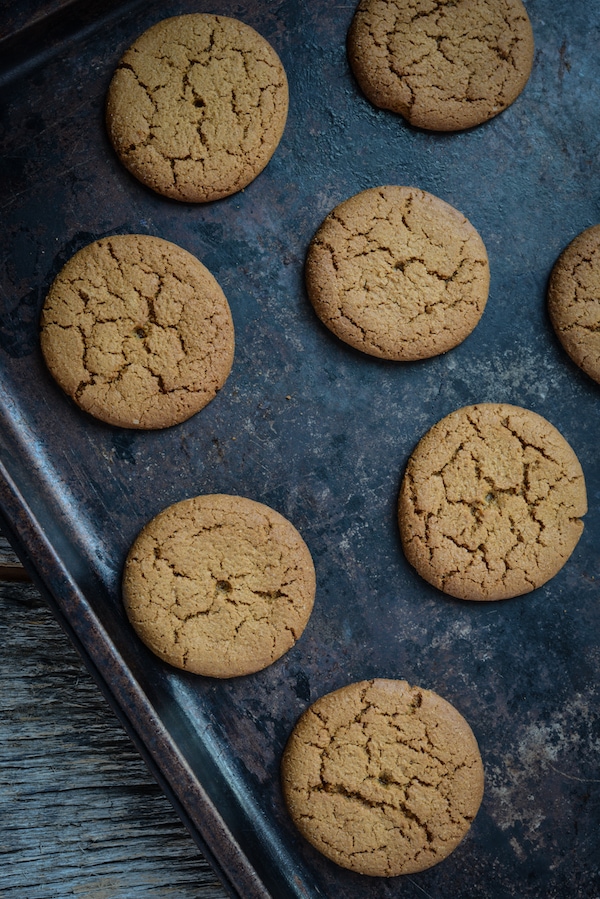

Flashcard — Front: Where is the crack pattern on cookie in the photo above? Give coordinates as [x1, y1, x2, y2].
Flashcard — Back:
[548, 224, 600, 385]
[348, 0, 534, 131]
[40, 234, 234, 429]
[398, 403, 587, 600]
[106, 14, 289, 201]
[281, 678, 484, 876]
[306, 186, 489, 360]
[123, 494, 316, 677]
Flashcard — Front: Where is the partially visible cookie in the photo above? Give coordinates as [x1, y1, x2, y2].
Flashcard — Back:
[399, 404, 587, 601]
[548, 224, 600, 384]
[40, 234, 234, 429]
[348, 0, 534, 131]
[281, 678, 484, 876]
[106, 14, 289, 202]
[305, 186, 489, 360]
[122, 494, 316, 677]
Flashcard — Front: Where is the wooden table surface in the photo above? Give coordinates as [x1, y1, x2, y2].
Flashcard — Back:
[0, 533, 230, 899]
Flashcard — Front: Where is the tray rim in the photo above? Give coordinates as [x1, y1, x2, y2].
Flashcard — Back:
[0, 454, 271, 899]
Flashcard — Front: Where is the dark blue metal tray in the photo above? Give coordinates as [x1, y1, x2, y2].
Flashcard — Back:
[0, 1, 599, 896]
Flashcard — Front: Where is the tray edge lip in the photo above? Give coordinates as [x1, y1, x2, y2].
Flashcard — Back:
[0, 454, 273, 899]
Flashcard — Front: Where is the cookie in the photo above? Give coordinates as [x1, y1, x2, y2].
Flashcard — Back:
[305, 186, 489, 360]
[348, 0, 534, 131]
[40, 234, 234, 429]
[122, 494, 316, 677]
[547, 224, 600, 384]
[281, 678, 484, 876]
[106, 14, 289, 202]
[399, 403, 587, 601]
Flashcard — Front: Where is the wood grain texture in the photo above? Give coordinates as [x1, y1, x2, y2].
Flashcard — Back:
[0, 536, 229, 899]
[0, 533, 29, 581]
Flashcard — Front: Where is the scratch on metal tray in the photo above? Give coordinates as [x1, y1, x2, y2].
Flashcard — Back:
[547, 762, 600, 784]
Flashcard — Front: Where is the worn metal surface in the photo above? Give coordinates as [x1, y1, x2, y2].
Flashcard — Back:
[0, 1, 599, 896]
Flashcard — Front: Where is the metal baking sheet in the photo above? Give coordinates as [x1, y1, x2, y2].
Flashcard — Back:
[1, 1, 599, 896]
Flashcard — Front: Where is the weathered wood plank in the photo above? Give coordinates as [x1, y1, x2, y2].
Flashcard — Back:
[0, 534, 20, 566]
[0, 533, 29, 581]
[0, 576, 229, 899]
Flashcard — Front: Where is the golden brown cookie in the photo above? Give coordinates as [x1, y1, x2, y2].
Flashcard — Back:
[281, 678, 484, 876]
[40, 234, 234, 429]
[122, 494, 316, 677]
[305, 186, 489, 360]
[548, 224, 600, 384]
[348, 0, 534, 131]
[399, 404, 587, 601]
[106, 14, 289, 202]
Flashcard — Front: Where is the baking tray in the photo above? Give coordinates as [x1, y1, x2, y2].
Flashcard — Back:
[1, 1, 599, 896]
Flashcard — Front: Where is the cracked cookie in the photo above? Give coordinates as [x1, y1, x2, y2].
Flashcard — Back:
[122, 494, 316, 677]
[305, 185, 489, 360]
[548, 224, 600, 385]
[398, 403, 587, 601]
[281, 678, 484, 876]
[106, 14, 289, 202]
[40, 234, 234, 429]
[348, 0, 534, 131]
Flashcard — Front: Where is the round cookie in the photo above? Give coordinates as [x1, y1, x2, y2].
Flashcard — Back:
[40, 234, 234, 429]
[281, 678, 484, 876]
[399, 403, 587, 601]
[348, 0, 534, 131]
[548, 224, 600, 384]
[106, 14, 289, 202]
[122, 494, 316, 677]
[305, 186, 489, 360]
